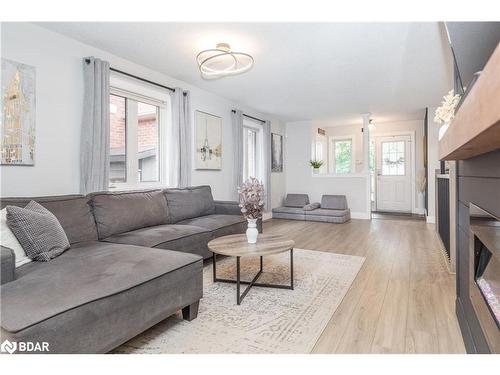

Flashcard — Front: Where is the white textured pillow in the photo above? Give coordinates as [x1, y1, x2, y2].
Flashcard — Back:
[0, 207, 32, 267]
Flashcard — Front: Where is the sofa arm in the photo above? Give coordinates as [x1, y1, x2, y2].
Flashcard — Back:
[304, 202, 320, 211]
[1, 245, 15, 285]
[214, 201, 263, 233]
[214, 200, 242, 216]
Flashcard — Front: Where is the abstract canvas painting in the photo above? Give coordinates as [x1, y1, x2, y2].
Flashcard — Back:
[1, 59, 36, 165]
[271, 133, 283, 172]
[195, 110, 222, 170]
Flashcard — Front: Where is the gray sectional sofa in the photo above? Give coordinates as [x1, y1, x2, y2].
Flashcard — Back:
[272, 194, 351, 223]
[0, 186, 252, 354]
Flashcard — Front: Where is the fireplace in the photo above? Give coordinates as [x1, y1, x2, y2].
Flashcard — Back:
[469, 203, 500, 353]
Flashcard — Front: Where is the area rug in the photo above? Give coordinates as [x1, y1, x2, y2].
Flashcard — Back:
[114, 249, 365, 354]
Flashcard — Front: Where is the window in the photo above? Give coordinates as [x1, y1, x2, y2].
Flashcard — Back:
[136, 102, 160, 182]
[329, 137, 354, 174]
[381, 140, 405, 176]
[109, 94, 127, 183]
[109, 73, 169, 189]
[313, 134, 328, 174]
[315, 141, 324, 161]
[242, 119, 263, 181]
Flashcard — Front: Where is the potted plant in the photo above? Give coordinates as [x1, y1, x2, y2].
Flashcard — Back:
[434, 89, 461, 140]
[238, 177, 265, 243]
[309, 159, 324, 174]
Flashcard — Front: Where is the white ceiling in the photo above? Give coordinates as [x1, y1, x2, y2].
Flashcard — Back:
[37, 22, 452, 124]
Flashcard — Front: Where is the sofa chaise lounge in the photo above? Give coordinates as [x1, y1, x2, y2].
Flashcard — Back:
[0, 185, 253, 354]
[272, 194, 351, 223]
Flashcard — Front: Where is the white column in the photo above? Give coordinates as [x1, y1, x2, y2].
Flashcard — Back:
[361, 113, 370, 174]
[362, 113, 371, 218]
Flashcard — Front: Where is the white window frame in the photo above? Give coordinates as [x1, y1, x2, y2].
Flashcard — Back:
[313, 134, 328, 174]
[242, 118, 264, 182]
[328, 135, 355, 174]
[109, 72, 171, 190]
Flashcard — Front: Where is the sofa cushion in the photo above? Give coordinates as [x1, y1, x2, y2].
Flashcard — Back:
[102, 224, 212, 258]
[303, 202, 320, 211]
[2, 257, 202, 353]
[1, 208, 31, 267]
[163, 186, 216, 223]
[6, 201, 70, 262]
[177, 214, 247, 238]
[0, 241, 202, 333]
[272, 206, 305, 214]
[91, 190, 169, 239]
[0, 195, 97, 244]
[305, 215, 350, 224]
[321, 195, 348, 210]
[305, 208, 350, 217]
[284, 194, 309, 207]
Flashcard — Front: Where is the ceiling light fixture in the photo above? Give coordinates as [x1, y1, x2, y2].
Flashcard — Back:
[197, 43, 254, 79]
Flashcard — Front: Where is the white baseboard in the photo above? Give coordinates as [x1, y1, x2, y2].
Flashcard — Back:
[426, 216, 436, 224]
[268, 211, 370, 220]
[262, 212, 273, 221]
[351, 211, 371, 220]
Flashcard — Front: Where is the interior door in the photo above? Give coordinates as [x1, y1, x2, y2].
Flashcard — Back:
[375, 135, 412, 212]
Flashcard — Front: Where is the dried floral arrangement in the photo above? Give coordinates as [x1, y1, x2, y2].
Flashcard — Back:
[238, 177, 265, 220]
[416, 169, 427, 193]
[434, 90, 461, 125]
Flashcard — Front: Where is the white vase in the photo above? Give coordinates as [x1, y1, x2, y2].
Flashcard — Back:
[246, 218, 258, 244]
[418, 191, 425, 214]
[313, 168, 320, 174]
[438, 123, 450, 140]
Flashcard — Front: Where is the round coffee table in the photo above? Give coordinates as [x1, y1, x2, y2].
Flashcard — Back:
[208, 233, 295, 305]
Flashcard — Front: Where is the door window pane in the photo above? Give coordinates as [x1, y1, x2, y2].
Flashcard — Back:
[109, 94, 126, 183]
[136, 102, 159, 182]
[381, 141, 405, 176]
[334, 139, 352, 173]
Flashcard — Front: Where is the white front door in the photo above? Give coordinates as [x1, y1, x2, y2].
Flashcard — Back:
[375, 135, 412, 212]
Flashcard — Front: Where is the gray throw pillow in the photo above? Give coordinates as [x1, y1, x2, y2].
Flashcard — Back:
[6, 201, 70, 262]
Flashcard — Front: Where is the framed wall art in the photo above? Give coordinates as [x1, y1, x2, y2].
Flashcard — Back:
[1, 58, 36, 165]
[271, 132, 283, 172]
[195, 110, 222, 170]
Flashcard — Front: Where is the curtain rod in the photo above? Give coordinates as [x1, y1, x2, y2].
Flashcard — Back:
[231, 110, 266, 123]
[84, 58, 176, 93]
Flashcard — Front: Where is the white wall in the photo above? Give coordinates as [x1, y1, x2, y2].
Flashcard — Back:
[0, 23, 286, 203]
[285, 122, 369, 217]
[426, 107, 441, 222]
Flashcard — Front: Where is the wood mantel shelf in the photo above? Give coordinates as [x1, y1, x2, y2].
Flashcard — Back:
[439, 43, 500, 161]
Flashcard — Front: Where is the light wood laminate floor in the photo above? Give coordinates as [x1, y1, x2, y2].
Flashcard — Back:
[263, 218, 465, 354]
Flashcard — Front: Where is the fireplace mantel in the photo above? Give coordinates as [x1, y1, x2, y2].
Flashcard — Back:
[439, 43, 500, 161]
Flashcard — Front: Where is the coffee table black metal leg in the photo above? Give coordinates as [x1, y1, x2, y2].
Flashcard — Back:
[236, 256, 241, 305]
[213, 249, 293, 305]
[212, 252, 217, 282]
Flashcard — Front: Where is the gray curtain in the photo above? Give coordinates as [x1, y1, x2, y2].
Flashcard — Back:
[263, 120, 272, 210]
[231, 110, 244, 200]
[80, 57, 110, 194]
[171, 88, 191, 187]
